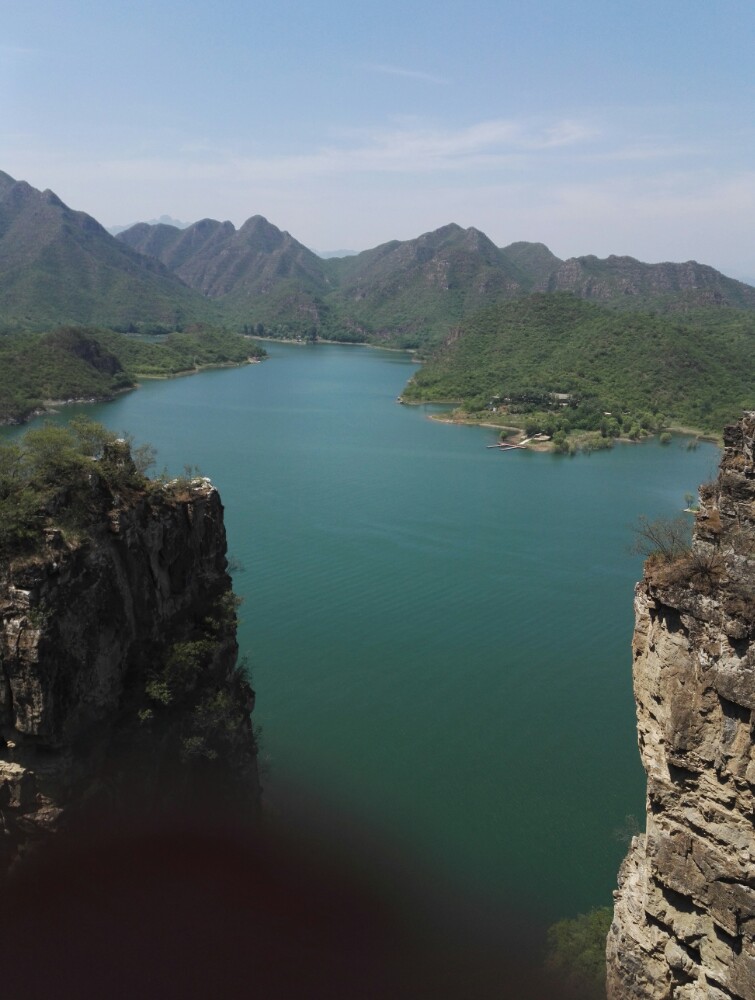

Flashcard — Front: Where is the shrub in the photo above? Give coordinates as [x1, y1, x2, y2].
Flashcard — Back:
[180, 663, 256, 764]
[146, 639, 215, 707]
[0, 418, 156, 559]
[631, 515, 692, 564]
[546, 907, 613, 998]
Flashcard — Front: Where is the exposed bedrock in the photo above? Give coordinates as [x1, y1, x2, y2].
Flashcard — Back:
[608, 413, 755, 999]
[0, 477, 259, 870]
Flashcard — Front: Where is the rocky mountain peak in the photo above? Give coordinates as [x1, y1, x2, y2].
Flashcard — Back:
[0, 174, 218, 329]
[237, 214, 291, 251]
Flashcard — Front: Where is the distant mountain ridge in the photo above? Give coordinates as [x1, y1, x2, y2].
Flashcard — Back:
[119, 215, 328, 299]
[107, 215, 192, 236]
[2, 169, 755, 343]
[321, 222, 524, 344]
[315, 249, 358, 259]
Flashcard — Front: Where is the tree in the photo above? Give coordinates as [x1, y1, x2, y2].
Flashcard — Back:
[0, 443, 39, 555]
[524, 419, 541, 437]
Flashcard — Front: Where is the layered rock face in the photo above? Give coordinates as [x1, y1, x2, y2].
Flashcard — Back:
[0, 476, 259, 870]
[608, 413, 755, 999]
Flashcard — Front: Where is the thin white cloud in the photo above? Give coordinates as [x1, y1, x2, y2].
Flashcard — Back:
[0, 45, 40, 57]
[473, 170, 755, 276]
[248, 117, 596, 178]
[51, 117, 594, 188]
[365, 63, 449, 85]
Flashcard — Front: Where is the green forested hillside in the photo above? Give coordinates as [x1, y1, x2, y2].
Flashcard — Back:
[402, 294, 755, 435]
[0, 171, 220, 333]
[5, 166, 755, 353]
[118, 214, 333, 338]
[319, 224, 524, 348]
[94, 327, 263, 376]
[0, 326, 264, 424]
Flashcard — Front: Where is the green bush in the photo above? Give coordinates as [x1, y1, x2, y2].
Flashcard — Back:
[546, 906, 613, 998]
[146, 639, 215, 706]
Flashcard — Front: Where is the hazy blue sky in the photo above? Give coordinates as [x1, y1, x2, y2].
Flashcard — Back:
[4, 0, 755, 278]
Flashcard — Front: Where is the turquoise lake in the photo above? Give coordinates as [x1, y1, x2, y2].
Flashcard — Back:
[5, 341, 720, 924]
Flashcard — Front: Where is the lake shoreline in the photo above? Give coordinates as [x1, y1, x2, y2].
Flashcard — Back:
[0, 357, 262, 428]
[251, 335, 419, 356]
[132, 355, 263, 381]
[411, 407, 722, 450]
[0, 384, 137, 428]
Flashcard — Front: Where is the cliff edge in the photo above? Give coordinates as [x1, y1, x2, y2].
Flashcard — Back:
[0, 427, 259, 870]
[607, 413, 755, 999]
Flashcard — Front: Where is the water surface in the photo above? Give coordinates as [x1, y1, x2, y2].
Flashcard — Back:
[5, 342, 719, 921]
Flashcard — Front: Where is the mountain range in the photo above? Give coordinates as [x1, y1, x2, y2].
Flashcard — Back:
[119, 214, 755, 347]
[2, 169, 755, 347]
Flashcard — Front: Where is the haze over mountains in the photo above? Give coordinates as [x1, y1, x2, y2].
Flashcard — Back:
[3, 169, 755, 347]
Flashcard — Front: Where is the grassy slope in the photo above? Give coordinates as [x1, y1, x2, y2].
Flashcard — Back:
[402, 294, 755, 434]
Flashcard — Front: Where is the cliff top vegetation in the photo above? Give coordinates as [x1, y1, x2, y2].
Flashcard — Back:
[0, 418, 163, 559]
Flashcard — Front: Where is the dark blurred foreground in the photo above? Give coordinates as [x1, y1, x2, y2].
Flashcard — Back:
[0, 790, 580, 1000]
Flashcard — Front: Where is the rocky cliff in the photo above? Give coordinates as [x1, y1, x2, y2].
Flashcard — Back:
[0, 460, 259, 871]
[607, 413, 755, 999]
[539, 255, 755, 310]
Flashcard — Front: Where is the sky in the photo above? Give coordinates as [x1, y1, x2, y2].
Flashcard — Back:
[3, 0, 755, 280]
